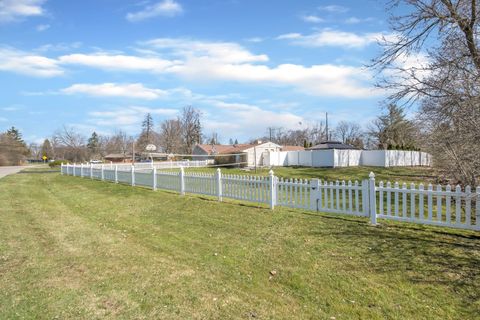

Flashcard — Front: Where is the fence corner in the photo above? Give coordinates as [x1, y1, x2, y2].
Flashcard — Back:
[216, 168, 222, 201]
[310, 178, 320, 211]
[179, 166, 185, 195]
[369, 172, 377, 225]
[269, 170, 276, 210]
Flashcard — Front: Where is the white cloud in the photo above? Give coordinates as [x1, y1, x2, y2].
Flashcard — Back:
[245, 37, 265, 43]
[0, 47, 63, 77]
[88, 106, 178, 127]
[35, 42, 82, 52]
[203, 100, 305, 138]
[301, 15, 324, 23]
[344, 17, 375, 24]
[318, 5, 348, 13]
[144, 38, 269, 63]
[126, 0, 183, 22]
[58, 53, 179, 72]
[54, 37, 376, 98]
[35, 23, 49, 31]
[0, 0, 46, 23]
[61, 83, 169, 100]
[277, 29, 385, 48]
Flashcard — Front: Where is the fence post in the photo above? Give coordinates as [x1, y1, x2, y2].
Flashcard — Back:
[153, 167, 157, 191]
[216, 168, 222, 201]
[73, 163, 76, 176]
[90, 164, 93, 179]
[269, 170, 277, 210]
[80, 164, 84, 178]
[115, 165, 118, 183]
[101, 165, 105, 181]
[369, 172, 377, 225]
[310, 179, 320, 211]
[180, 166, 185, 195]
[60, 163, 64, 175]
[131, 165, 135, 186]
[476, 186, 480, 229]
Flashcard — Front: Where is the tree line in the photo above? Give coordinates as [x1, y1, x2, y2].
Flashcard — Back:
[25, 106, 202, 163]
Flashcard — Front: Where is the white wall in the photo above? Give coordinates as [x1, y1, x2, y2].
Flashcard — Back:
[361, 150, 387, 167]
[264, 151, 288, 166]
[312, 150, 335, 167]
[266, 149, 432, 168]
[334, 150, 363, 167]
[383, 150, 432, 167]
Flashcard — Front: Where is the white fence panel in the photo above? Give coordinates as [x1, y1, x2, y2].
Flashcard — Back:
[184, 172, 217, 196]
[376, 182, 479, 230]
[156, 171, 181, 191]
[221, 174, 270, 204]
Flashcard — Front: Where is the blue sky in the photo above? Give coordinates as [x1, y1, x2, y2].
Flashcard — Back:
[0, 0, 395, 144]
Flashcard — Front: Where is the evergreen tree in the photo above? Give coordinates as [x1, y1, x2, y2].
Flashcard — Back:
[234, 138, 238, 144]
[41, 139, 54, 159]
[87, 132, 100, 156]
[229, 138, 234, 145]
[137, 113, 156, 151]
[6, 127, 25, 144]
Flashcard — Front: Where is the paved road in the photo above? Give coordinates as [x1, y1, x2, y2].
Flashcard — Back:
[0, 166, 29, 179]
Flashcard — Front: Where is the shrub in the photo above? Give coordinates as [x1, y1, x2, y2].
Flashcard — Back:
[49, 160, 68, 168]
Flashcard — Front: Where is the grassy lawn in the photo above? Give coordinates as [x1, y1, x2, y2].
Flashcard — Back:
[1, 172, 479, 319]
[181, 166, 436, 185]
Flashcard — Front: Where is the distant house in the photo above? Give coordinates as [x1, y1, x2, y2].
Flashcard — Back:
[104, 153, 139, 163]
[192, 141, 304, 167]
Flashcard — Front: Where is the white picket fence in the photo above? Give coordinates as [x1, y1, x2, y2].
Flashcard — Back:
[92, 160, 210, 171]
[61, 164, 480, 231]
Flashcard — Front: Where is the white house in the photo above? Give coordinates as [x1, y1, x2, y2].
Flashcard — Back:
[192, 141, 304, 167]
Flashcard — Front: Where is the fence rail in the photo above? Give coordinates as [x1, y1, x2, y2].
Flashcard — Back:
[61, 163, 480, 231]
[92, 160, 210, 171]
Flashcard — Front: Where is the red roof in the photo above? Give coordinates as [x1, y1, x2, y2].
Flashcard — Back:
[281, 146, 305, 151]
[195, 143, 303, 154]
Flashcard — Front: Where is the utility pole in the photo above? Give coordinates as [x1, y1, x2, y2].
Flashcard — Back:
[267, 127, 274, 142]
[132, 142, 135, 163]
[325, 112, 329, 141]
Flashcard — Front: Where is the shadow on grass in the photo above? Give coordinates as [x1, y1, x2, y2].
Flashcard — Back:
[306, 213, 480, 309]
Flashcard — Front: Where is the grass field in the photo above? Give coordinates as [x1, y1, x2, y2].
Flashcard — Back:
[1, 171, 479, 319]
[180, 166, 437, 184]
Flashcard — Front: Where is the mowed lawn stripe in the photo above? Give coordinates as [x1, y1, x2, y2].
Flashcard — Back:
[0, 172, 479, 319]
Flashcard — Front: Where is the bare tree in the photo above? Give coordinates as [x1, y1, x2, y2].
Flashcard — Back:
[159, 119, 183, 154]
[181, 106, 202, 153]
[52, 126, 86, 162]
[334, 121, 364, 146]
[372, 0, 480, 184]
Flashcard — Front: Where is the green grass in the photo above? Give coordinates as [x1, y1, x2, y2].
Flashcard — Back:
[1, 172, 479, 319]
[180, 166, 436, 184]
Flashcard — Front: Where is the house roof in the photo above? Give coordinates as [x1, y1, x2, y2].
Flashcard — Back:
[307, 141, 359, 150]
[195, 142, 302, 154]
[104, 153, 140, 159]
[281, 146, 305, 151]
[104, 153, 129, 159]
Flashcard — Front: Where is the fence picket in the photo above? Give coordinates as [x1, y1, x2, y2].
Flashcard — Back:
[446, 185, 452, 223]
[402, 183, 407, 217]
[455, 185, 462, 225]
[354, 181, 359, 213]
[394, 182, 399, 216]
[410, 183, 416, 220]
[379, 181, 384, 215]
[465, 186, 471, 226]
[427, 184, 433, 221]
[436, 185, 442, 222]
